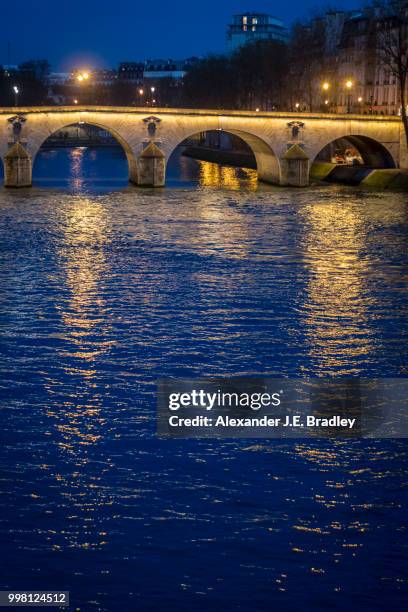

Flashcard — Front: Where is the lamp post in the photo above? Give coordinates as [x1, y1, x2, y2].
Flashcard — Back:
[322, 82, 330, 111]
[345, 80, 353, 113]
[13, 85, 19, 107]
[357, 95, 363, 112]
[150, 86, 156, 105]
[75, 71, 91, 104]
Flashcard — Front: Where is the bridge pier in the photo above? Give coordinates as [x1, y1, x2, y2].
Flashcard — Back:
[137, 142, 165, 187]
[4, 143, 32, 187]
[280, 144, 309, 187]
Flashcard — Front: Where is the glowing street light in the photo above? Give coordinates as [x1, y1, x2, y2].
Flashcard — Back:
[322, 81, 330, 91]
[150, 86, 155, 93]
[295, 102, 300, 110]
[12, 85, 19, 106]
[255, 107, 260, 112]
[324, 100, 329, 105]
[358, 96, 363, 103]
[345, 80, 353, 113]
[73, 98, 78, 104]
[76, 71, 91, 83]
[139, 88, 144, 96]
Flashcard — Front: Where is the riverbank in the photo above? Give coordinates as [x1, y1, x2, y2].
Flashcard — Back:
[183, 146, 256, 169]
[41, 140, 118, 149]
[310, 162, 408, 189]
[184, 146, 408, 189]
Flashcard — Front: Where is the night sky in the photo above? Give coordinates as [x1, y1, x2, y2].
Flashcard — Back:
[4, 0, 361, 70]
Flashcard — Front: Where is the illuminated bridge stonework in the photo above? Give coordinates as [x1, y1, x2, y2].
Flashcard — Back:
[0, 106, 406, 187]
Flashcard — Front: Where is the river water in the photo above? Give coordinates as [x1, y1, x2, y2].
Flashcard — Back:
[0, 147, 408, 611]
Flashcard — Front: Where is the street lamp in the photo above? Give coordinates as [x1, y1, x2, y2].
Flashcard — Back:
[295, 102, 300, 110]
[321, 82, 330, 111]
[345, 80, 353, 113]
[13, 85, 19, 107]
[76, 71, 91, 83]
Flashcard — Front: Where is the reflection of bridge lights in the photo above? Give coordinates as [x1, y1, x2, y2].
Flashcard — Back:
[69, 147, 85, 188]
[300, 201, 374, 373]
[198, 161, 257, 191]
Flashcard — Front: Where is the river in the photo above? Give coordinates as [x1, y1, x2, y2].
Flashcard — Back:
[0, 146, 407, 611]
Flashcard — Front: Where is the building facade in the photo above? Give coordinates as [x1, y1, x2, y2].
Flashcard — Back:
[296, 5, 408, 116]
[227, 13, 289, 52]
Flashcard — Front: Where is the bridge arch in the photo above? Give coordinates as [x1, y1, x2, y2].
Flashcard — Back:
[312, 134, 397, 174]
[31, 121, 138, 184]
[165, 128, 281, 185]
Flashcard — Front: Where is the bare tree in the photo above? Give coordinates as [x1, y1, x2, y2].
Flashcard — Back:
[376, 2, 408, 145]
[289, 19, 327, 111]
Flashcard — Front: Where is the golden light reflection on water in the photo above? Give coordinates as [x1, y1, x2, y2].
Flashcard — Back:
[69, 147, 86, 191]
[198, 161, 258, 191]
[300, 198, 408, 374]
[300, 201, 375, 373]
[58, 197, 112, 357]
[43, 197, 115, 550]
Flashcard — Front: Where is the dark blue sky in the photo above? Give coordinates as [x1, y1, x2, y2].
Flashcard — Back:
[4, 0, 361, 70]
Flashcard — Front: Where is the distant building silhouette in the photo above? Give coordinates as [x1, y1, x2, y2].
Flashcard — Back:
[226, 12, 289, 52]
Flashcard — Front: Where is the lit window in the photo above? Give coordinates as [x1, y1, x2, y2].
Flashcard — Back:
[252, 25, 256, 31]
[242, 16, 247, 24]
[252, 17, 258, 24]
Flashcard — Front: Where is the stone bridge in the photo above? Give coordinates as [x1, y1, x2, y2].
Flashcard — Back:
[1, 106, 406, 187]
